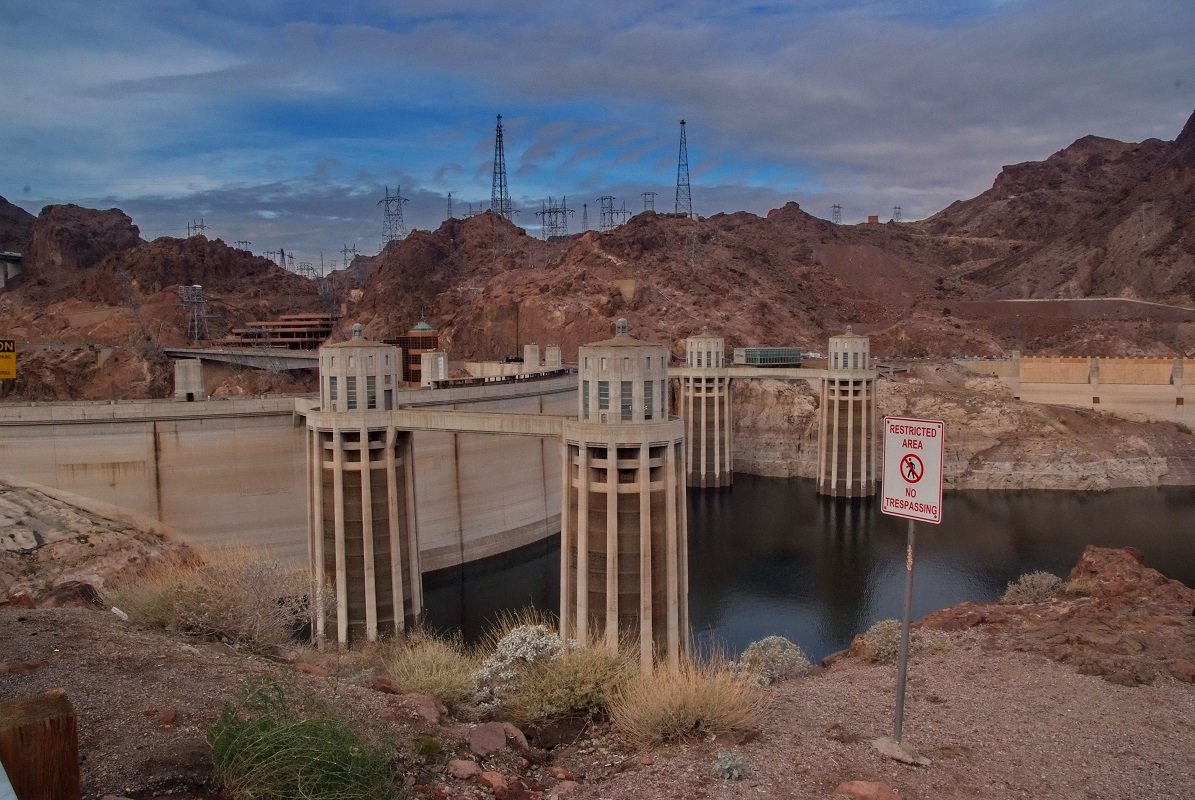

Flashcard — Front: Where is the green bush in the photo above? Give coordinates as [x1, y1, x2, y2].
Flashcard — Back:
[503, 643, 635, 724]
[209, 678, 397, 800]
[862, 619, 902, 665]
[1001, 571, 1062, 604]
[736, 635, 811, 686]
[383, 632, 478, 713]
[712, 750, 751, 780]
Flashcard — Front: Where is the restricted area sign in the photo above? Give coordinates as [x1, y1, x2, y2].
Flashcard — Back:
[881, 416, 944, 524]
[0, 339, 15, 381]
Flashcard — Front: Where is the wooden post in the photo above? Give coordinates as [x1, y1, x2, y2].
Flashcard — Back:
[0, 689, 80, 800]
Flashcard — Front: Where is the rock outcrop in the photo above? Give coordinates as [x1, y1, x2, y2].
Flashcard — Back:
[921, 546, 1195, 686]
[0, 195, 35, 253]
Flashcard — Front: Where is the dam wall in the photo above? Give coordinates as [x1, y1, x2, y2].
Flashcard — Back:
[0, 376, 575, 571]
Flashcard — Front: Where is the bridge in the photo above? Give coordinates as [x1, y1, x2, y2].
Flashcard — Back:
[162, 347, 319, 371]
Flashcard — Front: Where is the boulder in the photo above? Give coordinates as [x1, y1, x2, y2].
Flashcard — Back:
[469, 721, 508, 755]
[447, 759, 481, 780]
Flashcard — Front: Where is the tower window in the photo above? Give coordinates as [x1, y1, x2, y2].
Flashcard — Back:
[366, 375, 377, 409]
[621, 381, 632, 421]
[328, 376, 338, 410]
[598, 381, 609, 410]
[644, 379, 653, 420]
[583, 380, 590, 418]
[346, 376, 357, 410]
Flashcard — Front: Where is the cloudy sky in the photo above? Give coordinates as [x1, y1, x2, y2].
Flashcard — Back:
[2, 0, 1191, 266]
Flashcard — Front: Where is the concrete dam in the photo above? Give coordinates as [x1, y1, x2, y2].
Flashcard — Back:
[0, 375, 575, 572]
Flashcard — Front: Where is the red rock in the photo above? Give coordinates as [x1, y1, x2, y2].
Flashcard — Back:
[2, 592, 35, 609]
[469, 721, 508, 755]
[447, 759, 482, 780]
[364, 673, 402, 694]
[549, 781, 580, 796]
[548, 767, 579, 781]
[479, 771, 509, 791]
[403, 693, 448, 725]
[833, 780, 903, 800]
[157, 707, 178, 726]
[503, 721, 530, 750]
[294, 662, 331, 677]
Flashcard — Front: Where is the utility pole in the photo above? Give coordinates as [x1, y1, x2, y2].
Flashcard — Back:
[447, 191, 453, 220]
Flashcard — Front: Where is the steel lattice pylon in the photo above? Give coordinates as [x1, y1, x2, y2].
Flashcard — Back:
[675, 119, 692, 217]
[379, 186, 409, 244]
[491, 115, 513, 221]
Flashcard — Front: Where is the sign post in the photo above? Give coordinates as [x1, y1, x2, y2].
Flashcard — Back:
[0, 339, 15, 382]
[879, 416, 944, 759]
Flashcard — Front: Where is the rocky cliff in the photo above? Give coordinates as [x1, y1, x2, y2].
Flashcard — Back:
[0, 195, 35, 252]
[732, 363, 1195, 490]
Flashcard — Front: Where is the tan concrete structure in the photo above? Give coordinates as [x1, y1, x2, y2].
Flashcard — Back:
[306, 326, 420, 645]
[817, 329, 878, 498]
[545, 345, 562, 369]
[172, 359, 203, 401]
[562, 320, 688, 668]
[419, 351, 448, 387]
[957, 354, 1194, 424]
[680, 331, 732, 488]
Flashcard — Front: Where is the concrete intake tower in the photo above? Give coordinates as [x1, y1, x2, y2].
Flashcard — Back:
[679, 329, 732, 488]
[816, 328, 877, 498]
[305, 325, 422, 645]
[561, 320, 689, 668]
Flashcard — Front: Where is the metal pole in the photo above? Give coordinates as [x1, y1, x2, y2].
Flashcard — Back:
[893, 518, 915, 742]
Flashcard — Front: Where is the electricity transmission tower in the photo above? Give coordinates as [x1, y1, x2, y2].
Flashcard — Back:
[341, 243, 358, 267]
[179, 284, 209, 341]
[581, 203, 588, 231]
[491, 114, 513, 221]
[642, 191, 657, 212]
[675, 119, 692, 217]
[893, 205, 902, 223]
[379, 186, 409, 244]
[536, 196, 574, 240]
[233, 240, 251, 250]
[832, 204, 842, 225]
[447, 191, 453, 220]
[186, 219, 209, 237]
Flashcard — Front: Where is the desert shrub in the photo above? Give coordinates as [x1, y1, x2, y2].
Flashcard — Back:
[610, 656, 764, 745]
[1001, 571, 1062, 604]
[105, 545, 318, 655]
[209, 678, 397, 800]
[502, 642, 636, 724]
[862, 619, 902, 665]
[472, 623, 568, 712]
[736, 635, 811, 686]
[383, 632, 477, 713]
[712, 750, 751, 780]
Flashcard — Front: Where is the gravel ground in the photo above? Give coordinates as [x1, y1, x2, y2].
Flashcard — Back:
[3, 606, 1193, 800]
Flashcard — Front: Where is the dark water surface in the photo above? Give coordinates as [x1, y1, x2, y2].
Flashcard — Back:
[425, 475, 1195, 661]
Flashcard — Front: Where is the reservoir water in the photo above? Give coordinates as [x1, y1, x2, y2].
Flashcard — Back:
[424, 475, 1195, 662]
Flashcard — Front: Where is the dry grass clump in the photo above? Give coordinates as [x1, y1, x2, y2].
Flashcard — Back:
[382, 631, 478, 713]
[1001, 570, 1063, 604]
[105, 545, 316, 655]
[610, 655, 765, 745]
[503, 641, 636, 725]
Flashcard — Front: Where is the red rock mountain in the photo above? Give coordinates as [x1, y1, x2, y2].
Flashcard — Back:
[0, 196, 35, 253]
[2, 109, 1193, 400]
[921, 109, 1195, 303]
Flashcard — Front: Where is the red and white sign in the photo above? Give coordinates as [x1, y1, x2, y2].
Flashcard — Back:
[881, 416, 945, 524]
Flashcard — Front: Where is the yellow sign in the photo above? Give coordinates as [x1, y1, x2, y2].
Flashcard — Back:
[0, 339, 15, 380]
